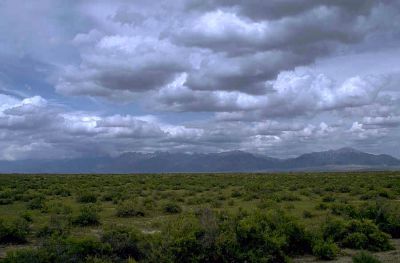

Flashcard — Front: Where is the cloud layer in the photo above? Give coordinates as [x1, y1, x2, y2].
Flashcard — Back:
[0, 0, 399, 159]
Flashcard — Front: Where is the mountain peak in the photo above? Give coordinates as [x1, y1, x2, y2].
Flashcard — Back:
[216, 150, 252, 156]
[333, 147, 361, 153]
[0, 148, 399, 173]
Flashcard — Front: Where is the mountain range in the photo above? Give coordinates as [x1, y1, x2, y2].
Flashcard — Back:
[0, 147, 399, 173]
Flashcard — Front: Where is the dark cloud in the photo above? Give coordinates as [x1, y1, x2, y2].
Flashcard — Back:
[185, 0, 375, 21]
[56, 35, 189, 99]
[185, 51, 309, 93]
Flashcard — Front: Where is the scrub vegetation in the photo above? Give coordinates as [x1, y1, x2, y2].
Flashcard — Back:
[0, 172, 399, 262]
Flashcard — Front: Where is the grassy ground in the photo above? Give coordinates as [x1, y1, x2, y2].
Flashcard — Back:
[0, 171, 399, 261]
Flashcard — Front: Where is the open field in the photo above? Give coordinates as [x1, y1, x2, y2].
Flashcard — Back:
[0, 172, 400, 262]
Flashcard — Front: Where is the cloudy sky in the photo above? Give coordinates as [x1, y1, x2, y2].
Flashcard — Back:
[0, 0, 399, 160]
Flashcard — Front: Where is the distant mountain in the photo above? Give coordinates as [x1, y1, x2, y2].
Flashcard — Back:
[283, 147, 400, 168]
[0, 148, 399, 173]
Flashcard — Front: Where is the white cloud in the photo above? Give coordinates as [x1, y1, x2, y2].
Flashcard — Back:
[155, 68, 390, 119]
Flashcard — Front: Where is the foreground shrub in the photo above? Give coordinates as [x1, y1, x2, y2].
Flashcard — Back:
[153, 209, 312, 262]
[44, 201, 72, 215]
[36, 215, 71, 238]
[73, 205, 100, 226]
[352, 251, 382, 263]
[163, 202, 182, 214]
[330, 203, 359, 218]
[0, 218, 30, 244]
[51, 187, 71, 197]
[101, 226, 147, 260]
[322, 195, 336, 203]
[361, 202, 400, 238]
[77, 192, 97, 203]
[0, 198, 13, 205]
[322, 218, 393, 251]
[303, 210, 314, 218]
[27, 196, 45, 210]
[2, 248, 45, 263]
[273, 192, 301, 202]
[312, 239, 339, 260]
[3, 236, 113, 263]
[116, 202, 145, 217]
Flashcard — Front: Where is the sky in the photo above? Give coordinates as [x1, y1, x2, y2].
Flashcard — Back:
[0, 0, 399, 160]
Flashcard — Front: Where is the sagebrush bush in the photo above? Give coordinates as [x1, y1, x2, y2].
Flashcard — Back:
[77, 192, 97, 203]
[352, 251, 382, 263]
[0, 218, 30, 244]
[73, 205, 100, 226]
[101, 226, 146, 260]
[51, 187, 71, 197]
[303, 210, 314, 218]
[312, 239, 339, 260]
[116, 202, 145, 217]
[360, 202, 400, 238]
[2, 248, 43, 263]
[322, 218, 393, 252]
[322, 218, 347, 242]
[36, 215, 71, 238]
[44, 201, 73, 215]
[153, 209, 311, 262]
[27, 195, 45, 210]
[163, 202, 182, 214]
[315, 203, 328, 210]
[273, 192, 301, 202]
[0, 198, 13, 205]
[322, 195, 336, 203]
[330, 203, 359, 218]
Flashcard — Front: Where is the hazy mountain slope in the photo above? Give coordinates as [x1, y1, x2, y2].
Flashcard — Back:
[284, 148, 400, 168]
[0, 148, 398, 173]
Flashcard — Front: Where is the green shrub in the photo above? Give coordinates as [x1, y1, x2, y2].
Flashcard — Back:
[273, 193, 301, 202]
[342, 232, 368, 249]
[2, 248, 43, 263]
[101, 193, 113, 202]
[163, 203, 182, 214]
[231, 190, 242, 198]
[0, 218, 30, 244]
[47, 236, 111, 262]
[345, 220, 392, 251]
[360, 202, 400, 238]
[36, 215, 71, 238]
[77, 192, 97, 203]
[51, 187, 71, 197]
[322, 218, 347, 242]
[44, 201, 72, 215]
[3, 236, 111, 263]
[303, 210, 314, 218]
[330, 203, 359, 218]
[312, 239, 339, 260]
[20, 211, 33, 222]
[322, 218, 393, 252]
[27, 196, 45, 210]
[0, 198, 13, 205]
[315, 203, 328, 210]
[322, 195, 336, 203]
[101, 226, 146, 260]
[352, 251, 382, 263]
[154, 209, 311, 262]
[73, 205, 100, 226]
[116, 202, 145, 217]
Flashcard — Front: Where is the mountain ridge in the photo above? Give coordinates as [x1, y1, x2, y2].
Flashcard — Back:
[0, 147, 399, 173]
